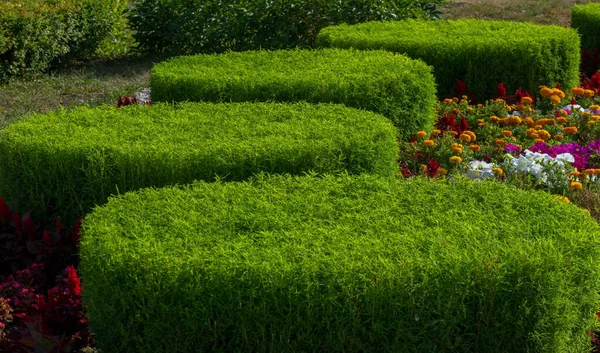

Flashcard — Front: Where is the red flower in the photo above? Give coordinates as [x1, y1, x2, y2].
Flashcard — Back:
[458, 116, 469, 135]
[23, 214, 36, 241]
[401, 167, 412, 178]
[455, 79, 466, 96]
[56, 217, 64, 231]
[43, 231, 52, 246]
[426, 159, 439, 178]
[66, 266, 81, 296]
[496, 82, 506, 99]
[72, 218, 82, 244]
[0, 197, 11, 224]
[13, 211, 22, 233]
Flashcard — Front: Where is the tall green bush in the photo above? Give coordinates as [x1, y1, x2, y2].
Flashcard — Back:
[316, 19, 580, 101]
[128, 0, 447, 56]
[151, 48, 438, 140]
[80, 173, 600, 353]
[0, 0, 128, 82]
[572, 3, 600, 51]
[0, 102, 398, 223]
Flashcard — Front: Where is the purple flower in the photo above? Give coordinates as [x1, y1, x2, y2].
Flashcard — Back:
[504, 144, 521, 155]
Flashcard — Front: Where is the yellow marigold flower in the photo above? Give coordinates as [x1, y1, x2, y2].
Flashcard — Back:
[588, 120, 596, 125]
[415, 131, 427, 138]
[555, 195, 571, 204]
[449, 156, 462, 164]
[423, 139, 435, 146]
[570, 181, 583, 190]
[443, 98, 454, 104]
[535, 139, 545, 144]
[431, 129, 442, 135]
[529, 132, 539, 139]
[552, 88, 565, 99]
[494, 138, 507, 146]
[556, 117, 567, 123]
[583, 112, 591, 118]
[593, 169, 600, 175]
[501, 130, 512, 137]
[492, 168, 503, 176]
[507, 116, 522, 125]
[558, 109, 568, 116]
[563, 126, 578, 134]
[451, 146, 463, 154]
[451, 108, 461, 114]
[489, 116, 500, 123]
[570, 171, 581, 177]
[525, 117, 535, 127]
[421, 164, 427, 170]
[458, 133, 472, 142]
[537, 130, 551, 140]
[464, 130, 476, 141]
[540, 86, 553, 97]
[572, 87, 585, 96]
[554, 134, 564, 139]
[515, 103, 524, 111]
[582, 169, 594, 175]
[437, 168, 448, 175]
[591, 115, 600, 121]
[469, 144, 480, 151]
[550, 95, 562, 105]
[534, 124, 543, 130]
[584, 89, 595, 98]
[521, 96, 533, 105]
[590, 105, 600, 111]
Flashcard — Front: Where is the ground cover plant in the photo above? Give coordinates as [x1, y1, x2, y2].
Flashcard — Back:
[0, 101, 398, 224]
[79, 173, 600, 353]
[316, 19, 580, 101]
[150, 48, 437, 140]
[4, 0, 600, 352]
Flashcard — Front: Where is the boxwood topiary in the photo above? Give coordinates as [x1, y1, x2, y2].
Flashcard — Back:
[151, 48, 437, 140]
[316, 19, 581, 101]
[80, 173, 600, 353]
[0, 101, 398, 224]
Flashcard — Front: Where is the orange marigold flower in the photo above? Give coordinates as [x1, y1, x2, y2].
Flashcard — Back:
[590, 105, 600, 111]
[443, 98, 454, 104]
[537, 130, 551, 140]
[572, 87, 585, 96]
[591, 115, 600, 121]
[529, 132, 539, 139]
[553, 134, 564, 139]
[558, 109, 568, 116]
[570, 181, 583, 190]
[582, 169, 594, 175]
[489, 116, 500, 123]
[501, 130, 512, 137]
[477, 104, 483, 108]
[583, 112, 591, 118]
[492, 168, 503, 176]
[423, 139, 435, 146]
[494, 138, 507, 146]
[507, 116, 522, 125]
[521, 96, 533, 105]
[464, 130, 476, 141]
[437, 168, 448, 175]
[449, 156, 462, 164]
[469, 144, 480, 151]
[570, 171, 581, 177]
[593, 169, 600, 175]
[552, 88, 565, 98]
[540, 86, 553, 97]
[563, 126, 578, 134]
[588, 120, 596, 125]
[459, 133, 472, 142]
[525, 117, 535, 127]
[550, 95, 562, 105]
[432, 129, 442, 135]
[556, 117, 567, 123]
[478, 123, 486, 127]
[415, 131, 427, 138]
[451, 146, 463, 154]
[584, 89, 595, 98]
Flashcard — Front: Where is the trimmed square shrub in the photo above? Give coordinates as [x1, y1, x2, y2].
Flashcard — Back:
[316, 19, 581, 101]
[151, 48, 437, 140]
[0, 102, 398, 224]
[128, 0, 447, 56]
[0, 0, 127, 82]
[80, 173, 600, 353]
[572, 3, 600, 51]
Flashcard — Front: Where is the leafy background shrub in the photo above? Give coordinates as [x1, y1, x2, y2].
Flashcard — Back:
[80, 173, 600, 353]
[0, 0, 128, 82]
[127, 0, 447, 57]
[316, 19, 581, 101]
[151, 48, 438, 140]
[0, 101, 398, 224]
[572, 3, 600, 52]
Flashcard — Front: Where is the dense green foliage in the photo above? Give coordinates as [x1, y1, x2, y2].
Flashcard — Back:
[0, 102, 398, 223]
[316, 19, 581, 101]
[0, 0, 128, 82]
[572, 3, 600, 51]
[151, 48, 437, 140]
[80, 173, 600, 353]
[128, 0, 447, 57]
